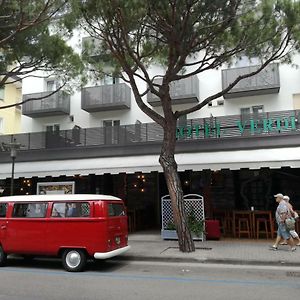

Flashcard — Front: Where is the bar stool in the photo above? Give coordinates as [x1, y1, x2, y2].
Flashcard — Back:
[222, 211, 233, 237]
[256, 218, 269, 239]
[238, 218, 251, 238]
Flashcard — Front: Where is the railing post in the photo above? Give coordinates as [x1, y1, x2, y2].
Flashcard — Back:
[28, 133, 30, 150]
[124, 125, 127, 144]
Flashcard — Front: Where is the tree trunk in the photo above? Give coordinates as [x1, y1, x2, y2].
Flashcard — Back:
[159, 119, 195, 253]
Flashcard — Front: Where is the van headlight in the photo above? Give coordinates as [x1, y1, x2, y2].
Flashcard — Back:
[115, 236, 121, 245]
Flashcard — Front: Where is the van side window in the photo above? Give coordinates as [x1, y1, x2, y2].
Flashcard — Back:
[0, 203, 7, 217]
[12, 203, 48, 218]
[52, 202, 90, 218]
[108, 203, 126, 216]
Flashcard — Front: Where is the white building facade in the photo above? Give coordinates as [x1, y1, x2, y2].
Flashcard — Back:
[1, 34, 300, 234]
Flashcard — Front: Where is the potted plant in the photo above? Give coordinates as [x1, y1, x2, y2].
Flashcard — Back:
[162, 209, 205, 240]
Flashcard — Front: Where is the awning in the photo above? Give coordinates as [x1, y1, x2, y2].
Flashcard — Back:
[1, 146, 300, 179]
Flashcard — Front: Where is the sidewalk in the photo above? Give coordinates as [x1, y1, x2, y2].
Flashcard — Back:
[119, 231, 300, 267]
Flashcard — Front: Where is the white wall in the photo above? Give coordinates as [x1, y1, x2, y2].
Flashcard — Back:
[20, 31, 300, 133]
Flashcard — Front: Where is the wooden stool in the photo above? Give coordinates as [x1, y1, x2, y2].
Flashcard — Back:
[219, 215, 233, 237]
[238, 218, 251, 238]
[256, 218, 269, 239]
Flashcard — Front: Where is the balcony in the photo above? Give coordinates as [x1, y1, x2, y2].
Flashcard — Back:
[22, 91, 70, 118]
[82, 37, 110, 62]
[147, 75, 200, 106]
[81, 83, 131, 112]
[222, 63, 280, 99]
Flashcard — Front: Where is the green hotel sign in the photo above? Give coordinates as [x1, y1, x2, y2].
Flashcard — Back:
[176, 115, 297, 139]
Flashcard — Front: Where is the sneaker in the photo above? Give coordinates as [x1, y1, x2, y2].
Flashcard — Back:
[290, 247, 296, 252]
[270, 245, 278, 251]
[296, 243, 300, 247]
[279, 242, 287, 245]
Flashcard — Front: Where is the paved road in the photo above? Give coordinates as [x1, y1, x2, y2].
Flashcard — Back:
[0, 257, 299, 300]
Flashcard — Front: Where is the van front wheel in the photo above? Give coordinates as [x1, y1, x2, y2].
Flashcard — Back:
[62, 249, 86, 272]
[0, 246, 7, 267]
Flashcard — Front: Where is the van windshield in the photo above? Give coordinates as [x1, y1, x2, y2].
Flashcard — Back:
[108, 203, 126, 216]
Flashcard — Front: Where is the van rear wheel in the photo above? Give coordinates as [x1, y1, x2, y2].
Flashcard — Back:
[62, 249, 86, 272]
[0, 245, 7, 267]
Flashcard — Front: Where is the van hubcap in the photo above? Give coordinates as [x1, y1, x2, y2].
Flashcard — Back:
[66, 251, 81, 268]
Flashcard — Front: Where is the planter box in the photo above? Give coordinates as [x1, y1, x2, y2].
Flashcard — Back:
[161, 229, 205, 241]
[161, 194, 205, 242]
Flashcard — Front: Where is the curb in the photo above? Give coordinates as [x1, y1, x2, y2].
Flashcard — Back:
[115, 255, 300, 267]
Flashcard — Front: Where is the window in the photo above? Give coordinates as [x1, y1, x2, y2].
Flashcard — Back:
[0, 87, 4, 100]
[108, 203, 126, 217]
[177, 115, 187, 127]
[0, 118, 3, 133]
[13, 203, 48, 218]
[103, 120, 120, 144]
[234, 55, 260, 68]
[240, 107, 251, 122]
[102, 75, 120, 85]
[51, 202, 90, 218]
[0, 203, 7, 217]
[46, 124, 60, 134]
[252, 105, 264, 117]
[103, 120, 120, 127]
[240, 106, 264, 135]
[46, 80, 56, 92]
[241, 106, 264, 117]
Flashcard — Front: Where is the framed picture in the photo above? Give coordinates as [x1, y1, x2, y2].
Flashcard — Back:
[36, 181, 75, 195]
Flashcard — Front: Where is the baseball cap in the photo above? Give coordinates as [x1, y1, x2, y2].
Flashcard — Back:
[283, 195, 290, 202]
[274, 193, 284, 198]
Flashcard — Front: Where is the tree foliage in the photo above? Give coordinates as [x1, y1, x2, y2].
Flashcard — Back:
[0, 0, 83, 93]
[67, 0, 300, 121]
[66, 0, 300, 252]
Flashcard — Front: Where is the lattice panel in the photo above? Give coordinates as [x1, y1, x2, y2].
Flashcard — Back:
[161, 194, 205, 229]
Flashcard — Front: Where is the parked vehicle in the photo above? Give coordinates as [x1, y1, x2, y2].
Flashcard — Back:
[0, 194, 130, 271]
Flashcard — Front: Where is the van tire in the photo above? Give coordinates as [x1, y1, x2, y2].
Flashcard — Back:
[62, 249, 86, 272]
[0, 246, 7, 267]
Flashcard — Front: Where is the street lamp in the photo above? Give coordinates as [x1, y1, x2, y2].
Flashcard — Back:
[2, 140, 22, 196]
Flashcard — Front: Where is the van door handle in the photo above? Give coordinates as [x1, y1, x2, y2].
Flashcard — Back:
[1, 225, 6, 230]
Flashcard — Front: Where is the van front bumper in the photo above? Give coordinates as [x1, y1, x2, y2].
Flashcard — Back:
[94, 245, 131, 260]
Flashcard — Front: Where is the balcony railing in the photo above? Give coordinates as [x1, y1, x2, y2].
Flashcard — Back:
[147, 75, 200, 106]
[81, 83, 131, 112]
[1, 109, 299, 152]
[22, 91, 70, 118]
[81, 36, 111, 63]
[222, 63, 280, 99]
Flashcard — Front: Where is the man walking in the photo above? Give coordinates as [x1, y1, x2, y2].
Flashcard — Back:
[270, 193, 296, 251]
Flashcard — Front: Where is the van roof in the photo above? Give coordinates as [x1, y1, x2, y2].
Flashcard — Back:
[0, 194, 122, 202]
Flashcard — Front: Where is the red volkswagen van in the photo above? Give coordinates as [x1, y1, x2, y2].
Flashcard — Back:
[0, 194, 130, 272]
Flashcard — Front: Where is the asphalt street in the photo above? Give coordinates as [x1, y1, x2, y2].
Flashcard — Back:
[0, 257, 299, 300]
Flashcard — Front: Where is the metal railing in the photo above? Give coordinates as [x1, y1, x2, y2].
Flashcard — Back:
[0, 109, 299, 152]
[222, 63, 280, 99]
[81, 83, 131, 112]
[147, 75, 200, 106]
[22, 91, 70, 117]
